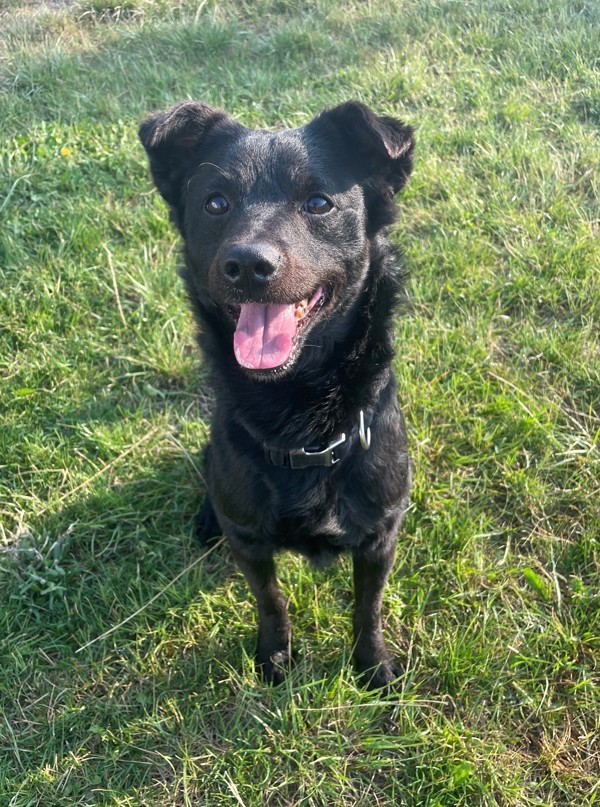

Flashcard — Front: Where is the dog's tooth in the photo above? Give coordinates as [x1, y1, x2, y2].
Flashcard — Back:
[294, 302, 306, 320]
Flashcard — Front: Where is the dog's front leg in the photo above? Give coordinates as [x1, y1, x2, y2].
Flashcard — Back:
[352, 532, 401, 689]
[228, 537, 292, 685]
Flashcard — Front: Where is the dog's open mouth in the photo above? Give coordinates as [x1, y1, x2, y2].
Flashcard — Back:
[233, 287, 325, 370]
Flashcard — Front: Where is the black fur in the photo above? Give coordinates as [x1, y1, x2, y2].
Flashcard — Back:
[139, 100, 415, 688]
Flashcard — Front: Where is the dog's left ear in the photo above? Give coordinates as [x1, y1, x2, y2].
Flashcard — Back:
[314, 101, 415, 194]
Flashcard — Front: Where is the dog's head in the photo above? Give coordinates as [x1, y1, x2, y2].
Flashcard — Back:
[139, 101, 414, 377]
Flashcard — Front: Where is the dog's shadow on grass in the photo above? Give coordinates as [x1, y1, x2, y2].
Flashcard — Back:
[27, 443, 245, 662]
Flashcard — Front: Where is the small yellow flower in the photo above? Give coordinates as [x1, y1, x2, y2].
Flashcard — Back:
[60, 146, 72, 156]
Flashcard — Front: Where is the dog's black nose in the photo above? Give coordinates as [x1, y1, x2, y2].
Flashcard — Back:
[223, 243, 280, 291]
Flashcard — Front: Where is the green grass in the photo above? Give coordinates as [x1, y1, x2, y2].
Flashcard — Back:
[1, 0, 599, 803]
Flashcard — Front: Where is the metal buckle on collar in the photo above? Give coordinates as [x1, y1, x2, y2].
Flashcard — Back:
[288, 433, 347, 469]
[359, 409, 371, 450]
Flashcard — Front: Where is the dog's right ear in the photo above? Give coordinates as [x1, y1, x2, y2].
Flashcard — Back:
[138, 101, 233, 211]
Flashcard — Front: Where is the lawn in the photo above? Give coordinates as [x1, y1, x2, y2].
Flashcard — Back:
[1, 0, 599, 804]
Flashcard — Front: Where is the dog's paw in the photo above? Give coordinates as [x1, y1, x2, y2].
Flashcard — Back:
[356, 657, 403, 691]
[256, 648, 293, 686]
[195, 498, 222, 546]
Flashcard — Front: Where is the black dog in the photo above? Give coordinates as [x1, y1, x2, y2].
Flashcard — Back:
[139, 100, 414, 688]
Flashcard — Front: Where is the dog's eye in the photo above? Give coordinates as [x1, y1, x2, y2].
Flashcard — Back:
[304, 195, 333, 215]
[205, 194, 230, 215]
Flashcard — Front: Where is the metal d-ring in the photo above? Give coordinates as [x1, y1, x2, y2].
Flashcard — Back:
[359, 409, 371, 450]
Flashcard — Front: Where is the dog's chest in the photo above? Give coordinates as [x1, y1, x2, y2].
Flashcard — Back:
[268, 472, 368, 552]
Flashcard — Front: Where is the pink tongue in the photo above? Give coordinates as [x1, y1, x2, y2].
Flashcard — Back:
[234, 302, 297, 369]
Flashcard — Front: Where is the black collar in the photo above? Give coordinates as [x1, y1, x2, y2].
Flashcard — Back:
[263, 409, 374, 469]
